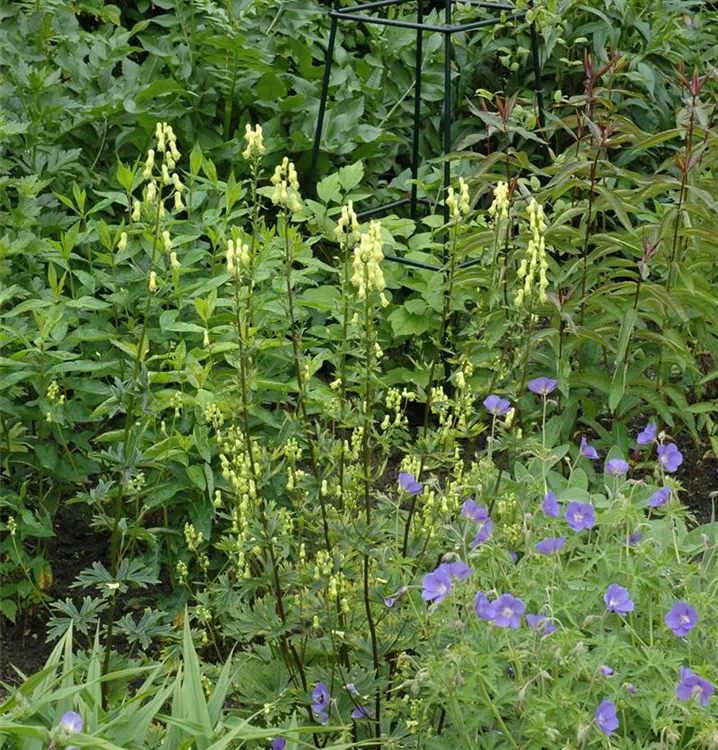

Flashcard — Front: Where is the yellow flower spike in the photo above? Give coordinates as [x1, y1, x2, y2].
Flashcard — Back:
[459, 176, 471, 215]
[143, 149, 155, 179]
[227, 239, 236, 275]
[488, 181, 510, 220]
[149, 270, 157, 293]
[515, 198, 550, 309]
[269, 157, 302, 212]
[242, 124, 265, 160]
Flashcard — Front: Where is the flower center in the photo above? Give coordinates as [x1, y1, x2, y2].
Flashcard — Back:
[680, 615, 690, 624]
[502, 607, 513, 618]
[575, 513, 583, 522]
[437, 584, 447, 595]
[609, 599, 618, 608]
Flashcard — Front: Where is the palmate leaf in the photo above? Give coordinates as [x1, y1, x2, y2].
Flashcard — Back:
[71, 559, 159, 596]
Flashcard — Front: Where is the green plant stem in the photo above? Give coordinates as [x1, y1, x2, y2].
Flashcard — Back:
[102, 186, 164, 693]
[281, 211, 332, 552]
[361, 268, 381, 744]
[579, 148, 600, 326]
[402, 223, 459, 557]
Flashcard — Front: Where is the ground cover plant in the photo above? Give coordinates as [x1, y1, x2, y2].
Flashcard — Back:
[2, 0, 718, 748]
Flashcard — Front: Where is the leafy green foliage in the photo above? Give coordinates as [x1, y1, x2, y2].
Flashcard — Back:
[2, 0, 718, 747]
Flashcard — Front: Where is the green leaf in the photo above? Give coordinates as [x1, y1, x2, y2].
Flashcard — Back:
[387, 306, 430, 336]
[182, 616, 213, 750]
[338, 161, 364, 192]
[316, 173, 341, 204]
[186, 465, 206, 491]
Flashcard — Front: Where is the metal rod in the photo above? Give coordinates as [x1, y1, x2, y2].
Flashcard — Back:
[344, 0, 407, 12]
[442, 0, 452, 246]
[456, 256, 485, 270]
[529, 18, 546, 131]
[411, 0, 423, 220]
[356, 197, 413, 218]
[448, 11, 525, 32]
[330, 11, 448, 32]
[461, 1, 522, 7]
[310, 5, 339, 193]
[384, 253, 443, 271]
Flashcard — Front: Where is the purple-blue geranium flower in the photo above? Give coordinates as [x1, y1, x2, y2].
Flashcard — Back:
[604, 584, 634, 615]
[507, 550, 518, 563]
[647, 486, 670, 508]
[493, 594, 525, 629]
[606, 458, 629, 477]
[528, 377, 558, 395]
[565, 501, 595, 532]
[439, 560, 472, 582]
[628, 530, 643, 546]
[526, 613, 556, 635]
[384, 585, 407, 607]
[346, 684, 372, 719]
[580, 436, 599, 460]
[312, 683, 330, 724]
[470, 518, 494, 548]
[625, 683, 636, 695]
[665, 602, 698, 637]
[600, 665, 614, 676]
[474, 592, 496, 620]
[657, 443, 682, 473]
[595, 700, 619, 736]
[461, 498, 488, 523]
[398, 472, 422, 496]
[59, 712, 83, 734]
[422, 565, 453, 604]
[677, 667, 714, 707]
[535, 536, 566, 555]
[636, 422, 657, 446]
[542, 491, 560, 517]
[272, 740, 286, 750]
[483, 394, 511, 416]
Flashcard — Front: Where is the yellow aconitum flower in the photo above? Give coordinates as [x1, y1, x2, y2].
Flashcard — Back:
[515, 198, 550, 308]
[270, 157, 302, 213]
[242, 123, 265, 160]
[488, 181, 510, 220]
[351, 220, 387, 303]
[335, 200, 361, 243]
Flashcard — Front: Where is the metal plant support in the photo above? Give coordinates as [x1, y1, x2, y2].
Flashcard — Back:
[310, 0, 545, 272]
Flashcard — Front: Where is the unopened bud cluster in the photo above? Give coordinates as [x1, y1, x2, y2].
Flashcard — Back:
[226, 238, 250, 277]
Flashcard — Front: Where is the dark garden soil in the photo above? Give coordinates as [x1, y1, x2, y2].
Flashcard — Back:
[673, 432, 718, 525]
[1, 436, 717, 695]
[0, 504, 108, 692]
